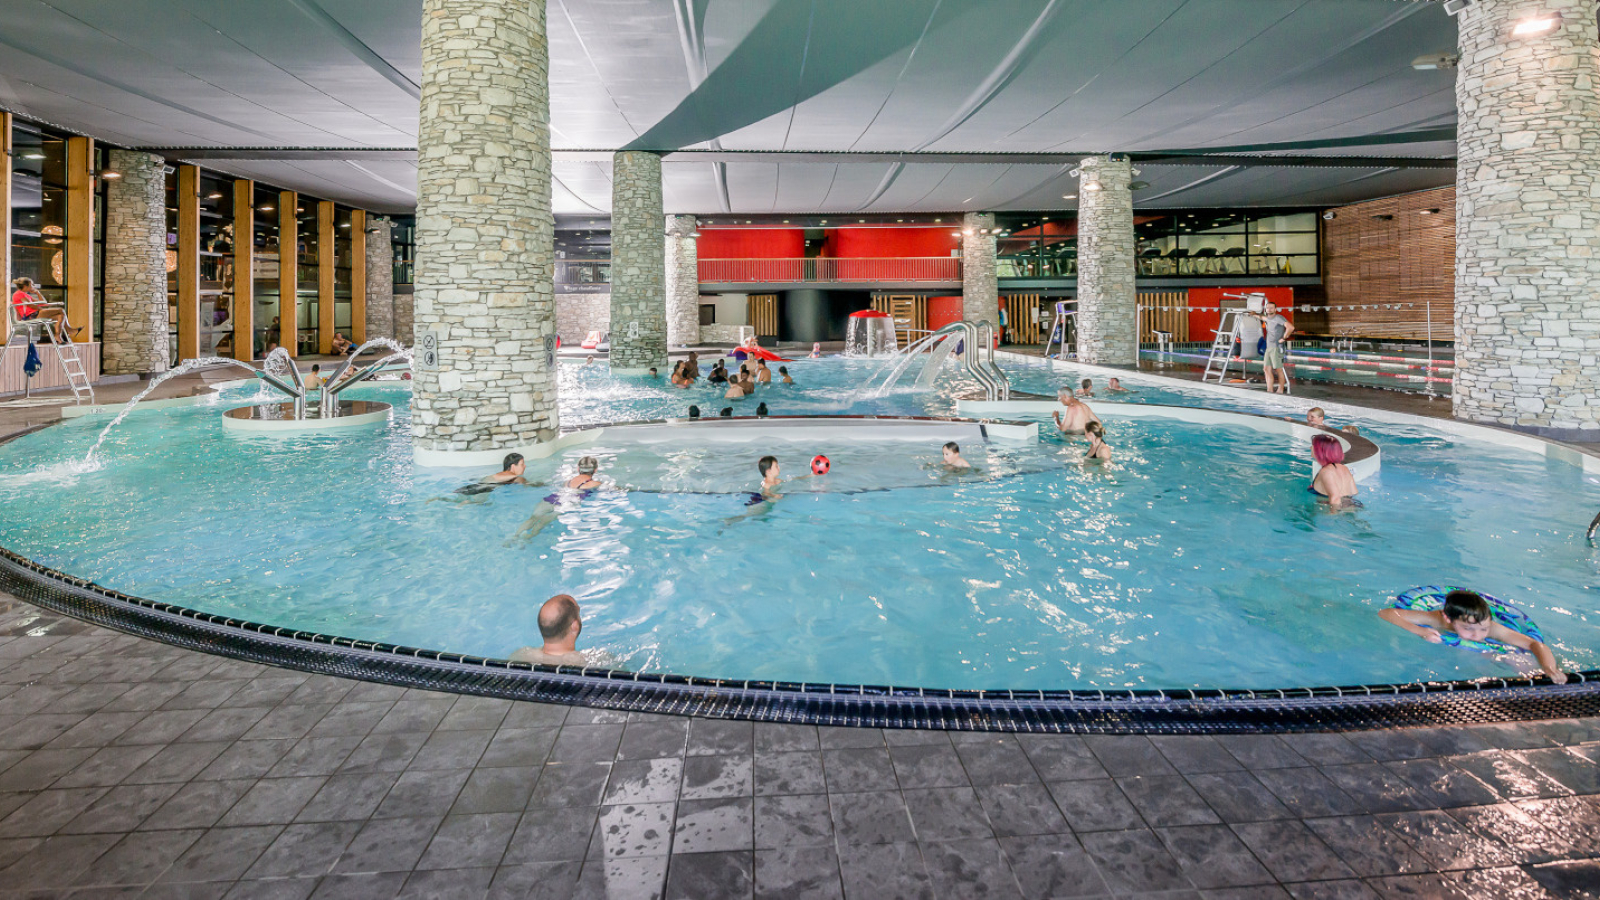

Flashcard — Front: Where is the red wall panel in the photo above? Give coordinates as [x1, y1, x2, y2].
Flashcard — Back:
[823, 228, 959, 258]
[926, 296, 965, 332]
[697, 229, 806, 259]
[1185, 287, 1295, 342]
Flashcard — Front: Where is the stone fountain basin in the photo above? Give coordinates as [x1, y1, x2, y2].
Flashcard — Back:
[222, 400, 392, 432]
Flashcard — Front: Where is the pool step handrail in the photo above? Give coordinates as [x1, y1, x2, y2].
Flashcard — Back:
[973, 319, 1010, 401]
[1588, 510, 1600, 544]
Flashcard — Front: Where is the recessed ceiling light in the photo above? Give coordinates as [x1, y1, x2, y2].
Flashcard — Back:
[22, 151, 44, 160]
[206, 192, 223, 199]
[1083, 182, 1102, 192]
[261, 205, 275, 212]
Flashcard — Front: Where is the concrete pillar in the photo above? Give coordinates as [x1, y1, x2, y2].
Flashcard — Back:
[101, 150, 169, 376]
[364, 215, 396, 342]
[413, 0, 557, 455]
[1454, 0, 1600, 437]
[961, 212, 997, 324]
[1075, 156, 1137, 365]
[609, 151, 668, 371]
[665, 214, 699, 348]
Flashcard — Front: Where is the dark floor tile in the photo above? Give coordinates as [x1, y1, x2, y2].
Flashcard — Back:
[547, 725, 623, 764]
[1231, 820, 1357, 883]
[1119, 775, 1221, 827]
[836, 842, 933, 900]
[1342, 731, 1434, 763]
[499, 702, 568, 731]
[114, 709, 211, 747]
[179, 707, 273, 743]
[1077, 827, 1192, 894]
[0, 832, 120, 889]
[334, 815, 444, 874]
[997, 833, 1106, 899]
[1014, 734, 1106, 782]
[437, 697, 513, 733]
[754, 845, 842, 899]
[1253, 766, 1365, 818]
[617, 720, 689, 761]
[1379, 758, 1499, 810]
[753, 724, 819, 754]
[973, 782, 1070, 838]
[887, 743, 968, 790]
[955, 738, 1042, 786]
[369, 698, 456, 736]
[673, 797, 754, 853]
[71, 827, 204, 886]
[1319, 764, 1433, 814]
[1215, 735, 1309, 770]
[1405, 727, 1495, 758]
[821, 747, 898, 793]
[338, 733, 429, 776]
[1447, 752, 1569, 801]
[754, 751, 825, 796]
[1375, 809, 1518, 871]
[375, 769, 471, 819]
[141, 779, 255, 831]
[189, 740, 296, 785]
[1156, 823, 1274, 889]
[266, 736, 365, 778]
[59, 781, 182, 834]
[0, 747, 97, 790]
[501, 805, 598, 864]
[1185, 772, 1296, 823]
[307, 871, 407, 900]
[1526, 858, 1600, 900]
[1521, 746, 1600, 794]
[307, 701, 397, 739]
[451, 766, 538, 815]
[1084, 736, 1180, 778]
[681, 754, 752, 800]
[603, 758, 683, 806]
[828, 791, 915, 845]
[903, 786, 993, 842]
[527, 762, 611, 808]
[239, 705, 334, 743]
[124, 742, 232, 784]
[817, 726, 884, 750]
[414, 812, 520, 871]
[157, 825, 285, 884]
[1304, 816, 1431, 878]
[1046, 778, 1143, 832]
[408, 730, 493, 772]
[244, 820, 363, 879]
[485, 861, 581, 900]
[398, 864, 496, 900]
[223, 877, 321, 900]
[687, 719, 754, 758]
[478, 728, 558, 769]
[218, 776, 328, 826]
[1362, 872, 1473, 900]
[920, 837, 1024, 899]
[569, 854, 668, 900]
[594, 801, 675, 859]
[754, 794, 832, 850]
[0, 786, 112, 837]
[1152, 736, 1247, 775]
[665, 850, 752, 900]
[296, 771, 399, 823]
[59, 744, 166, 790]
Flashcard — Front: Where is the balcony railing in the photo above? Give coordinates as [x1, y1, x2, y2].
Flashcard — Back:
[698, 257, 962, 284]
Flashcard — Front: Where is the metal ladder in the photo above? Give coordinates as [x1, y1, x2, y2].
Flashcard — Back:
[1202, 309, 1246, 383]
[0, 325, 95, 404]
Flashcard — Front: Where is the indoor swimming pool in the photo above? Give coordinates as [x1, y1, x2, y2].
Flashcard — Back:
[0, 356, 1594, 693]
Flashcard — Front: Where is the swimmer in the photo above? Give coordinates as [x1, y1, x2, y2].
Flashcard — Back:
[685, 351, 701, 380]
[1379, 590, 1566, 683]
[439, 453, 534, 501]
[708, 361, 729, 384]
[509, 457, 604, 543]
[1082, 421, 1112, 462]
[648, 367, 659, 379]
[508, 594, 590, 667]
[1106, 377, 1134, 393]
[305, 364, 324, 390]
[779, 366, 793, 385]
[756, 359, 772, 383]
[688, 405, 700, 420]
[669, 361, 692, 389]
[1342, 424, 1361, 436]
[583, 356, 596, 366]
[1052, 389, 1100, 435]
[809, 343, 821, 359]
[725, 378, 746, 400]
[1075, 378, 1094, 398]
[1309, 434, 1357, 508]
[756, 402, 769, 417]
[720, 408, 733, 417]
[942, 441, 971, 470]
[1306, 407, 1326, 428]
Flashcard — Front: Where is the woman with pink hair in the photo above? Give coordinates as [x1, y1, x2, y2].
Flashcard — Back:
[1310, 434, 1358, 508]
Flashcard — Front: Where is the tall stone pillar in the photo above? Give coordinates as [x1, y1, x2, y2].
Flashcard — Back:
[1075, 156, 1137, 365]
[961, 212, 997, 324]
[609, 151, 668, 371]
[101, 150, 169, 376]
[414, 0, 557, 455]
[364, 215, 396, 342]
[1454, 0, 1600, 437]
[665, 214, 699, 348]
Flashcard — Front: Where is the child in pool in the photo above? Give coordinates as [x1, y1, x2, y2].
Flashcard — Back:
[1379, 590, 1566, 683]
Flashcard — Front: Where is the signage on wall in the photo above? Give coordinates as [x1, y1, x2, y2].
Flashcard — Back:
[543, 335, 557, 369]
[627, 321, 640, 340]
[417, 330, 439, 371]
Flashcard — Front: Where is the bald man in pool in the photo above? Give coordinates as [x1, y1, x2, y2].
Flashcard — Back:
[509, 594, 589, 667]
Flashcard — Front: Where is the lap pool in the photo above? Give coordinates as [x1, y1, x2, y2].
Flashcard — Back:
[0, 355, 1596, 694]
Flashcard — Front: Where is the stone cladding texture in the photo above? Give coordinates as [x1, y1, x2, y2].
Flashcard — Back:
[1075, 156, 1137, 365]
[413, 0, 558, 452]
[962, 212, 998, 324]
[556, 292, 611, 344]
[101, 150, 168, 376]
[665, 214, 699, 348]
[1455, 0, 1600, 435]
[608, 152, 668, 371]
[364, 216, 396, 342]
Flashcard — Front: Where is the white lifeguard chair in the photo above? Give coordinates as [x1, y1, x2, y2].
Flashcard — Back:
[1, 300, 95, 403]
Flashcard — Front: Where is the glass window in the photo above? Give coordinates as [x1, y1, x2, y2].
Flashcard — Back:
[295, 202, 319, 355]
[334, 206, 353, 338]
[9, 122, 69, 314]
[253, 185, 282, 357]
[198, 174, 235, 358]
[391, 216, 415, 287]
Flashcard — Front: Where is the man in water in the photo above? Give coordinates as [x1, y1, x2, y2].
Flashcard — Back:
[725, 378, 747, 400]
[1306, 407, 1326, 428]
[756, 359, 773, 383]
[1379, 590, 1566, 683]
[509, 594, 590, 667]
[1252, 302, 1295, 394]
[779, 366, 793, 384]
[1107, 378, 1134, 393]
[305, 364, 324, 390]
[509, 457, 604, 543]
[648, 367, 658, 378]
[942, 442, 972, 469]
[1053, 389, 1100, 434]
[442, 453, 532, 501]
[1075, 378, 1094, 398]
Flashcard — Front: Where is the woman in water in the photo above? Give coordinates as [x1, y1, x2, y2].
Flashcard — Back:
[1310, 434, 1357, 508]
[669, 361, 691, 388]
[1083, 421, 1112, 462]
[509, 457, 604, 543]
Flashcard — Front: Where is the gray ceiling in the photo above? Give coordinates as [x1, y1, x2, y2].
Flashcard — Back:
[0, 0, 1460, 215]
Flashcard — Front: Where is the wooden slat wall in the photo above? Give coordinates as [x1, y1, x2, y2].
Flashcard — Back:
[747, 294, 778, 336]
[1003, 294, 1042, 344]
[278, 191, 297, 355]
[871, 294, 927, 345]
[317, 200, 335, 353]
[351, 209, 366, 344]
[1323, 185, 1454, 340]
[64, 137, 93, 342]
[1138, 291, 1189, 343]
[175, 165, 201, 361]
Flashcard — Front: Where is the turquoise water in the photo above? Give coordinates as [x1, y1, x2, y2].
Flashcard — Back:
[0, 356, 1597, 691]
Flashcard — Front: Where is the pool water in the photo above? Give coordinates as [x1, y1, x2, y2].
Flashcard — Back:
[0, 355, 1596, 691]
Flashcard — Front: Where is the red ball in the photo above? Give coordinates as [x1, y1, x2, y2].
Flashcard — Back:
[810, 455, 831, 475]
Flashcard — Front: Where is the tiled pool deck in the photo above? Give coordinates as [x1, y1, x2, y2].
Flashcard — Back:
[2, 368, 1598, 898]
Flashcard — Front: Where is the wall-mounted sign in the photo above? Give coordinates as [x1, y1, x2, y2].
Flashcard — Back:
[626, 321, 640, 340]
[417, 330, 439, 371]
[543, 334, 557, 369]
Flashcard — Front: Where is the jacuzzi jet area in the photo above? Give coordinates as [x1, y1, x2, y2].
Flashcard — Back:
[0, 356, 1597, 732]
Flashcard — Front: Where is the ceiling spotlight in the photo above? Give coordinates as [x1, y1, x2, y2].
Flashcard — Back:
[339, 222, 350, 228]
[1419, 208, 1441, 215]
[260, 205, 275, 212]
[1061, 194, 1076, 200]
[1322, 211, 1336, 220]
[1512, 12, 1560, 35]
[206, 191, 223, 199]
[963, 229, 974, 236]
[950, 231, 962, 237]
[22, 151, 45, 160]
[1411, 53, 1460, 70]
[1083, 181, 1103, 192]
[100, 169, 122, 180]
[690, 231, 700, 238]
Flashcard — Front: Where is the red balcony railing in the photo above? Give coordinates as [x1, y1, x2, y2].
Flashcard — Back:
[698, 257, 962, 284]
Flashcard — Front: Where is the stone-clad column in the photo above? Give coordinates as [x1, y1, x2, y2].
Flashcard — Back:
[101, 150, 168, 376]
[364, 215, 395, 342]
[665, 214, 699, 348]
[961, 212, 997, 324]
[1454, 0, 1600, 437]
[609, 151, 668, 371]
[414, 0, 557, 454]
[1075, 156, 1137, 365]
